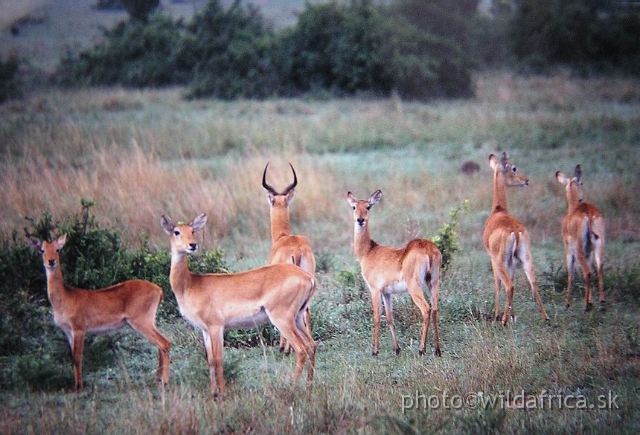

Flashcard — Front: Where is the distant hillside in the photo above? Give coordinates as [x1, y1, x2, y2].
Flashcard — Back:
[0, 0, 319, 73]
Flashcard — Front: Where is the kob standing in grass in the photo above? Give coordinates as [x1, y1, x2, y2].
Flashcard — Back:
[556, 164, 605, 310]
[347, 190, 442, 357]
[483, 152, 549, 325]
[27, 233, 171, 392]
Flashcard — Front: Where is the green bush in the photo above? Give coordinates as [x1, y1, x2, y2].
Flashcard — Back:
[0, 215, 58, 357]
[384, 0, 476, 99]
[279, 0, 476, 100]
[94, 0, 123, 11]
[179, 0, 280, 99]
[510, 0, 640, 74]
[278, 1, 390, 97]
[120, 0, 159, 23]
[0, 282, 48, 357]
[0, 199, 229, 351]
[431, 200, 469, 274]
[468, 2, 514, 69]
[55, 201, 132, 290]
[0, 199, 235, 391]
[57, 0, 478, 100]
[57, 12, 186, 87]
[0, 56, 20, 102]
[5, 347, 72, 391]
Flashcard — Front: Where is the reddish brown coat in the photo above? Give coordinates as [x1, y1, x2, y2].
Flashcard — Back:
[347, 190, 442, 357]
[556, 165, 605, 309]
[482, 153, 549, 325]
[161, 213, 316, 399]
[28, 234, 170, 392]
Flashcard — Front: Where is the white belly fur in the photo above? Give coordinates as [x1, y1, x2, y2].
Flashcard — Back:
[383, 280, 408, 295]
[225, 309, 270, 329]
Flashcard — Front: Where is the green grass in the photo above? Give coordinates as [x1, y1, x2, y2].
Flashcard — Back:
[1, 264, 637, 433]
[0, 72, 638, 433]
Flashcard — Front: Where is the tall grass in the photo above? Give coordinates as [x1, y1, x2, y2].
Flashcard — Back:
[0, 72, 638, 433]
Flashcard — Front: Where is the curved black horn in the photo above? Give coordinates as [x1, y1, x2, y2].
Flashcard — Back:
[282, 163, 298, 195]
[262, 163, 278, 195]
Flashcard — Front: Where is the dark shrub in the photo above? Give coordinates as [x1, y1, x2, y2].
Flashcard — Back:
[0, 241, 49, 357]
[94, 0, 123, 10]
[57, 12, 185, 87]
[57, 0, 480, 100]
[0, 56, 20, 102]
[120, 0, 160, 23]
[279, 0, 476, 100]
[278, 1, 390, 97]
[510, 0, 640, 74]
[0, 199, 233, 391]
[432, 200, 469, 275]
[179, 0, 280, 99]
[384, 0, 477, 99]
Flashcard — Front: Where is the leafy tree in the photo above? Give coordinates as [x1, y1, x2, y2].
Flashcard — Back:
[510, 0, 640, 73]
[0, 56, 20, 102]
[120, 0, 160, 23]
[280, 0, 477, 100]
[57, 0, 480, 100]
[468, 0, 515, 68]
[431, 200, 469, 274]
[57, 12, 185, 87]
[178, 0, 280, 99]
[384, 0, 477, 99]
[279, 0, 390, 96]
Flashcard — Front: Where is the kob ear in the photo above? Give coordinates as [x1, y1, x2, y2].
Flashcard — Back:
[488, 154, 500, 170]
[190, 213, 208, 231]
[160, 215, 174, 235]
[55, 234, 67, 249]
[347, 191, 357, 206]
[555, 171, 569, 185]
[27, 236, 42, 251]
[284, 188, 295, 205]
[574, 164, 582, 184]
[266, 192, 276, 206]
[500, 151, 509, 166]
[368, 189, 382, 206]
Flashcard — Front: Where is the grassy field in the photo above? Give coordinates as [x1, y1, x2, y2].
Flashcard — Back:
[0, 72, 639, 433]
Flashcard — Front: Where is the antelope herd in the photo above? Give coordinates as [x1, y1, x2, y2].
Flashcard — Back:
[28, 155, 605, 396]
